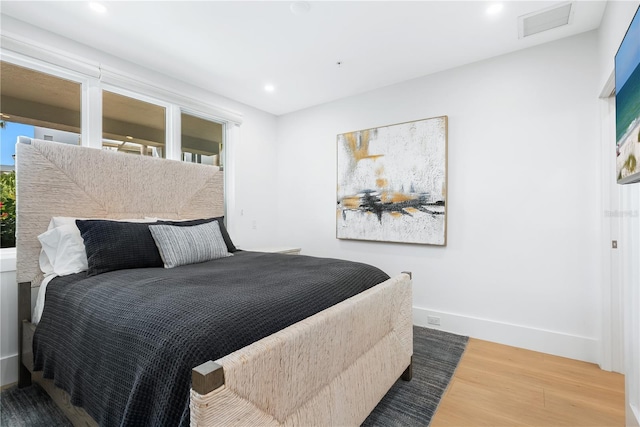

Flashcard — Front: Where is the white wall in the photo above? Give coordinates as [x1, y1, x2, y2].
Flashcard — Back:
[276, 31, 601, 363]
[597, 2, 640, 425]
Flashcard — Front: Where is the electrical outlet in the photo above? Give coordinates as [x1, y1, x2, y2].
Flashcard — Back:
[612, 240, 618, 249]
[252, 220, 257, 230]
[427, 316, 441, 326]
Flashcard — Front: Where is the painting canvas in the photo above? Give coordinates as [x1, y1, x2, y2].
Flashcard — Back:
[337, 116, 447, 245]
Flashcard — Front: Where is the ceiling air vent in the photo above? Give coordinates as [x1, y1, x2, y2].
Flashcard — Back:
[518, 2, 573, 39]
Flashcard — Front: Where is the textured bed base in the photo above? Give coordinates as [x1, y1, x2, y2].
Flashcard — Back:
[21, 273, 412, 426]
[32, 372, 99, 427]
[190, 273, 413, 426]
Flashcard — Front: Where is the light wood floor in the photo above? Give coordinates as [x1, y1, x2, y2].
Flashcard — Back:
[431, 338, 626, 426]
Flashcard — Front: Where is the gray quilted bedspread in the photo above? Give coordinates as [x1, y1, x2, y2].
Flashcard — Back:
[33, 251, 390, 427]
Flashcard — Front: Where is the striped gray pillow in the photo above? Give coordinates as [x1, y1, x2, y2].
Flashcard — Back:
[148, 221, 232, 268]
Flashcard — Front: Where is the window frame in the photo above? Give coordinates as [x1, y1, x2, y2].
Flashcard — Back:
[1, 45, 242, 235]
[101, 84, 172, 159]
[180, 107, 227, 167]
[1, 52, 91, 146]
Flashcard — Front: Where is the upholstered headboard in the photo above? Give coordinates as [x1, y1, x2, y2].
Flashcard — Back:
[16, 138, 224, 286]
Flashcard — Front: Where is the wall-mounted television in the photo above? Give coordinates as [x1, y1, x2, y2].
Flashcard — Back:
[615, 6, 640, 185]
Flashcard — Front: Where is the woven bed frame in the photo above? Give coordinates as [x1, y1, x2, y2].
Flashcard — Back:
[16, 138, 413, 426]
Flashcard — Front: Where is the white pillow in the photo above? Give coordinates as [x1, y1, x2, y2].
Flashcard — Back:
[38, 224, 88, 276]
[39, 248, 55, 277]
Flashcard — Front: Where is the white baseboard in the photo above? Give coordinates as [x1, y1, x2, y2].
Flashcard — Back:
[1, 353, 18, 387]
[628, 403, 640, 427]
[414, 307, 598, 364]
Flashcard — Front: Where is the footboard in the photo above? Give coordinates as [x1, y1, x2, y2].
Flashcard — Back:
[19, 273, 411, 426]
[190, 272, 413, 426]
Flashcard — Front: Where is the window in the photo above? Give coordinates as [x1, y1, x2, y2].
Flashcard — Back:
[102, 90, 166, 157]
[1, 61, 83, 248]
[181, 113, 224, 167]
[0, 61, 82, 144]
[0, 54, 239, 248]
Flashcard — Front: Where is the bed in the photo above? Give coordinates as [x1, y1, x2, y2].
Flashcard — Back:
[16, 138, 413, 426]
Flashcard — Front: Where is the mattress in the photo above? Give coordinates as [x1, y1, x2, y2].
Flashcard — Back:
[33, 251, 390, 426]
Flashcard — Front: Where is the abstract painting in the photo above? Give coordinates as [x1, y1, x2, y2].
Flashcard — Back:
[337, 116, 447, 245]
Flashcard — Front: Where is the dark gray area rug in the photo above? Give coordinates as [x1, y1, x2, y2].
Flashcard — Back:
[0, 380, 71, 427]
[0, 326, 467, 427]
[363, 326, 468, 426]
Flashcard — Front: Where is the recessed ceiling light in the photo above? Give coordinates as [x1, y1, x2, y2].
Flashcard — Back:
[486, 3, 504, 15]
[89, 2, 107, 14]
[264, 84, 275, 92]
[290, 1, 311, 15]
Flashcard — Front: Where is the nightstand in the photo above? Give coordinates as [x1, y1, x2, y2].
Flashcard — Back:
[244, 246, 301, 255]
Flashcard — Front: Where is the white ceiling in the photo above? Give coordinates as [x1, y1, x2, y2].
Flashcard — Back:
[0, 1, 607, 116]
